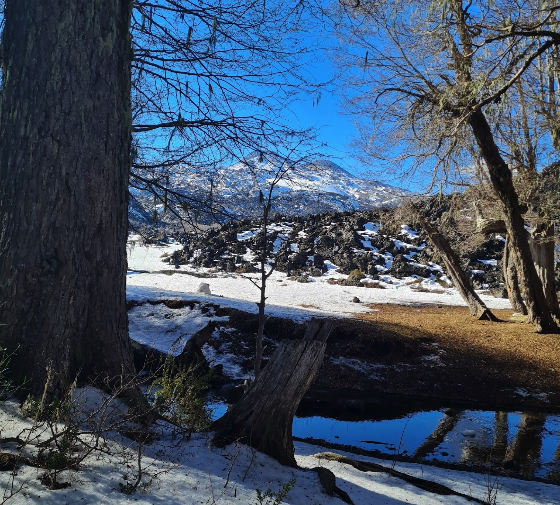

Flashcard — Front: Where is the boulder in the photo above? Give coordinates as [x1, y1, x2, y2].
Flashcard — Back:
[197, 282, 211, 295]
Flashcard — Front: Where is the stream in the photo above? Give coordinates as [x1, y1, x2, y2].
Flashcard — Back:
[210, 389, 560, 483]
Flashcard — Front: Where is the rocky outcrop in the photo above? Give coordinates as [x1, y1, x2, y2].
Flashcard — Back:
[171, 207, 506, 289]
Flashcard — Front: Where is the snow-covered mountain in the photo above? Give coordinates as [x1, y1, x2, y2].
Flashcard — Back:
[130, 154, 409, 224]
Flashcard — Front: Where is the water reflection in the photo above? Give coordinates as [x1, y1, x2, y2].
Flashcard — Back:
[292, 408, 560, 482]
[210, 389, 560, 482]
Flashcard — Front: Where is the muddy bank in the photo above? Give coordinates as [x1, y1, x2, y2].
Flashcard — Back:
[129, 299, 560, 412]
[208, 304, 560, 412]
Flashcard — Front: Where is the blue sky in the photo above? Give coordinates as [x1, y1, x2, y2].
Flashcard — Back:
[279, 50, 366, 176]
[283, 58, 417, 191]
[289, 90, 359, 168]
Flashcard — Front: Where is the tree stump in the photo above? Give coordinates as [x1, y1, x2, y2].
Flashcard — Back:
[211, 318, 333, 466]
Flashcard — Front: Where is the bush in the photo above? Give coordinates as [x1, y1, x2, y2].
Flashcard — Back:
[347, 269, 365, 281]
[152, 361, 213, 436]
[255, 479, 295, 505]
[0, 346, 16, 399]
[22, 386, 82, 490]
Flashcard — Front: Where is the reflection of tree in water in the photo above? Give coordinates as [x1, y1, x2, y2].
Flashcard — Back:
[504, 414, 546, 478]
[414, 411, 552, 480]
[543, 417, 560, 482]
[492, 412, 509, 462]
[554, 432, 560, 462]
[462, 412, 512, 468]
[413, 410, 464, 459]
[457, 418, 494, 466]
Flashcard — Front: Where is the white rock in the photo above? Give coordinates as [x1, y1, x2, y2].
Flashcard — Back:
[197, 282, 211, 295]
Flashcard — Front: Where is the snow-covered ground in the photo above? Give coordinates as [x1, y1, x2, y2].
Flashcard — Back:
[0, 389, 558, 505]
[126, 237, 511, 323]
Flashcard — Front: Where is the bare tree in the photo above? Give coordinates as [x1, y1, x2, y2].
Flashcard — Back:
[332, 0, 560, 332]
[240, 151, 313, 378]
[127, 0, 323, 226]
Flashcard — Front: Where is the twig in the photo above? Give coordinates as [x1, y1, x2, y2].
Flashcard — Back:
[224, 441, 241, 489]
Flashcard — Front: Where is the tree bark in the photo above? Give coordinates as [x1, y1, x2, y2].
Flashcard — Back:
[414, 208, 498, 321]
[529, 223, 560, 319]
[469, 110, 558, 333]
[503, 237, 528, 315]
[0, 0, 136, 401]
[211, 319, 333, 467]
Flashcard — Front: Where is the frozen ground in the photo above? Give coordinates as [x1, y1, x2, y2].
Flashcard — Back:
[0, 388, 558, 505]
[126, 237, 511, 323]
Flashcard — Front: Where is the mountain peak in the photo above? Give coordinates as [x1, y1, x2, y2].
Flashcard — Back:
[130, 155, 410, 225]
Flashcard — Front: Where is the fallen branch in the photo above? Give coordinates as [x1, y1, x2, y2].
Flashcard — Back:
[314, 452, 487, 504]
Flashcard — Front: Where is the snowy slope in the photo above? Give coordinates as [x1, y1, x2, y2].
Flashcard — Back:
[1, 395, 557, 504]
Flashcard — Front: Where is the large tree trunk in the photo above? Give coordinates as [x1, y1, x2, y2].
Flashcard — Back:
[414, 208, 498, 321]
[503, 237, 527, 315]
[0, 0, 136, 401]
[469, 110, 558, 333]
[211, 319, 333, 467]
[529, 223, 560, 319]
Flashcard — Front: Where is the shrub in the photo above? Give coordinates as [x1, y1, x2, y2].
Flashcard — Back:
[255, 479, 295, 505]
[0, 346, 16, 399]
[152, 361, 213, 437]
[347, 269, 365, 281]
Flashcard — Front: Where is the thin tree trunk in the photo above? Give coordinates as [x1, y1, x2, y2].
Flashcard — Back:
[0, 0, 137, 401]
[211, 319, 333, 467]
[469, 110, 558, 333]
[254, 209, 268, 379]
[529, 223, 560, 319]
[503, 237, 528, 315]
[414, 208, 498, 321]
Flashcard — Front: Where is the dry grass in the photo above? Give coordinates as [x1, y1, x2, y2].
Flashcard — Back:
[338, 304, 560, 409]
[358, 304, 560, 374]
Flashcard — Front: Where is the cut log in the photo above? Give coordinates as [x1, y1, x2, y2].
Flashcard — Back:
[211, 318, 333, 467]
[414, 207, 499, 321]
